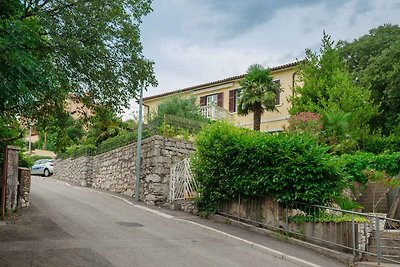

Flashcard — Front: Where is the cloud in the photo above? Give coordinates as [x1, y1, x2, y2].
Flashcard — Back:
[139, 0, 400, 99]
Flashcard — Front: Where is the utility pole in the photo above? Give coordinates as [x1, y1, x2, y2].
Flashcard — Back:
[134, 83, 144, 202]
[28, 123, 32, 155]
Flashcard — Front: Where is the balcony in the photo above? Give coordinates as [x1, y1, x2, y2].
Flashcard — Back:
[200, 105, 232, 121]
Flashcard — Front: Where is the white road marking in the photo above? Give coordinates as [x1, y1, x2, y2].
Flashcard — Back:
[82, 188, 173, 218]
[133, 205, 174, 219]
[174, 219, 322, 267]
[84, 188, 134, 206]
[55, 180, 71, 187]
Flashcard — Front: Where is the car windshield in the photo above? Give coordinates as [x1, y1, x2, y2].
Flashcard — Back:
[33, 159, 52, 165]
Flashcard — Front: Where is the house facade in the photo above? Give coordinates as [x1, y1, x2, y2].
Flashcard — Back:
[143, 61, 299, 132]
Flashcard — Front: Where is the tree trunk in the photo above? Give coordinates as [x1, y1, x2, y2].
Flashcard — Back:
[253, 104, 262, 131]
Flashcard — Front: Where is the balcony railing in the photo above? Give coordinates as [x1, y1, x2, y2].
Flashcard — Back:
[200, 105, 232, 121]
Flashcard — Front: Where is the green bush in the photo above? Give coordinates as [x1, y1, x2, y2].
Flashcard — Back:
[333, 195, 363, 211]
[61, 126, 154, 158]
[19, 152, 33, 168]
[97, 128, 152, 154]
[192, 122, 344, 212]
[337, 152, 400, 184]
[288, 213, 368, 223]
[27, 154, 53, 162]
[147, 96, 209, 137]
[362, 134, 400, 154]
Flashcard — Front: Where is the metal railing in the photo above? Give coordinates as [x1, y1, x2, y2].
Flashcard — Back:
[219, 195, 400, 264]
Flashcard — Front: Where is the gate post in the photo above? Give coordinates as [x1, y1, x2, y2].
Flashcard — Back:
[1, 146, 20, 219]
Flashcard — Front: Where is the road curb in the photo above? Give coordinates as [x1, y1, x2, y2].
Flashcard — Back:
[209, 214, 355, 267]
[176, 218, 322, 267]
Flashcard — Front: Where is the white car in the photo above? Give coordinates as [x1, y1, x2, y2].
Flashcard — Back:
[31, 159, 54, 177]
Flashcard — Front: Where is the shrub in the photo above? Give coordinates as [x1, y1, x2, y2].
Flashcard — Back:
[287, 112, 323, 136]
[19, 152, 33, 168]
[333, 195, 363, 211]
[363, 134, 400, 154]
[97, 128, 152, 154]
[192, 122, 344, 212]
[288, 213, 368, 223]
[337, 152, 400, 184]
[147, 96, 209, 137]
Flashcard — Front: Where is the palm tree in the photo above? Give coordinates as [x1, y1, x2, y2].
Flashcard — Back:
[322, 109, 351, 145]
[238, 64, 281, 131]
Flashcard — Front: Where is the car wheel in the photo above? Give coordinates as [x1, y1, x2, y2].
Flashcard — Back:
[44, 169, 50, 177]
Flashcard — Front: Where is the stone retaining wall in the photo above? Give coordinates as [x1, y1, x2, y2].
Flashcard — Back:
[18, 167, 31, 208]
[221, 195, 374, 255]
[54, 156, 92, 187]
[54, 135, 195, 205]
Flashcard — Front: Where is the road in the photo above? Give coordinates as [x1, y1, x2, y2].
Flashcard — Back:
[0, 176, 343, 267]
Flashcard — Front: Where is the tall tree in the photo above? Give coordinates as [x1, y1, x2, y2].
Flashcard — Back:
[238, 64, 281, 131]
[24, 0, 156, 110]
[0, 0, 60, 120]
[0, 0, 156, 120]
[340, 24, 400, 133]
[290, 33, 378, 145]
[0, 0, 156, 157]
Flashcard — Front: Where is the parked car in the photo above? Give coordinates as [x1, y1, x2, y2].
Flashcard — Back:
[31, 159, 54, 177]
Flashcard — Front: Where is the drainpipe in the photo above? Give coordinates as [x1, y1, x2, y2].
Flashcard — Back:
[28, 124, 32, 155]
[292, 71, 297, 98]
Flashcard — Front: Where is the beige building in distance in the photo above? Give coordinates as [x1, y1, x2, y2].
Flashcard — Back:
[143, 61, 299, 132]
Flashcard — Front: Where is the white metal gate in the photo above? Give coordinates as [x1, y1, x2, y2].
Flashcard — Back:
[169, 158, 199, 201]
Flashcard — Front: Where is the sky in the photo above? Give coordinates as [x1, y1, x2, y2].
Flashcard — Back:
[124, 0, 400, 118]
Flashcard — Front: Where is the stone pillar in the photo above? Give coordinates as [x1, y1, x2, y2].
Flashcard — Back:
[18, 167, 31, 208]
[5, 146, 20, 211]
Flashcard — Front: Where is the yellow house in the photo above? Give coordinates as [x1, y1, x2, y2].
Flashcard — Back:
[143, 61, 299, 132]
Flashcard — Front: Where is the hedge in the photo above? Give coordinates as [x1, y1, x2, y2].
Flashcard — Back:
[337, 152, 400, 184]
[191, 122, 344, 211]
[59, 128, 153, 158]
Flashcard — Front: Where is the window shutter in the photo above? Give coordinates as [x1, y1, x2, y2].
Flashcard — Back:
[217, 92, 224, 107]
[229, 90, 236, 112]
[200, 96, 206, 106]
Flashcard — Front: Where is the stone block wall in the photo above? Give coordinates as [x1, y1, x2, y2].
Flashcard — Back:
[53, 156, 92, 187]
[53, 135, 195, 205]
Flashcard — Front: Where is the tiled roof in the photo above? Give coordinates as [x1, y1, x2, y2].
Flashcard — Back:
[143, 61, 301, 101]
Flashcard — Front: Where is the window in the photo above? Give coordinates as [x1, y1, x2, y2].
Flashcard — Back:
[200, 92, 223, 107]
[236, 89, 241, 111]
[274, 80, 281, 105]
[206, 94, 218, 106]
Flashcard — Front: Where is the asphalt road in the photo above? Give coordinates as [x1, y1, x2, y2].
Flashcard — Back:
[0, 176, 344, 267]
